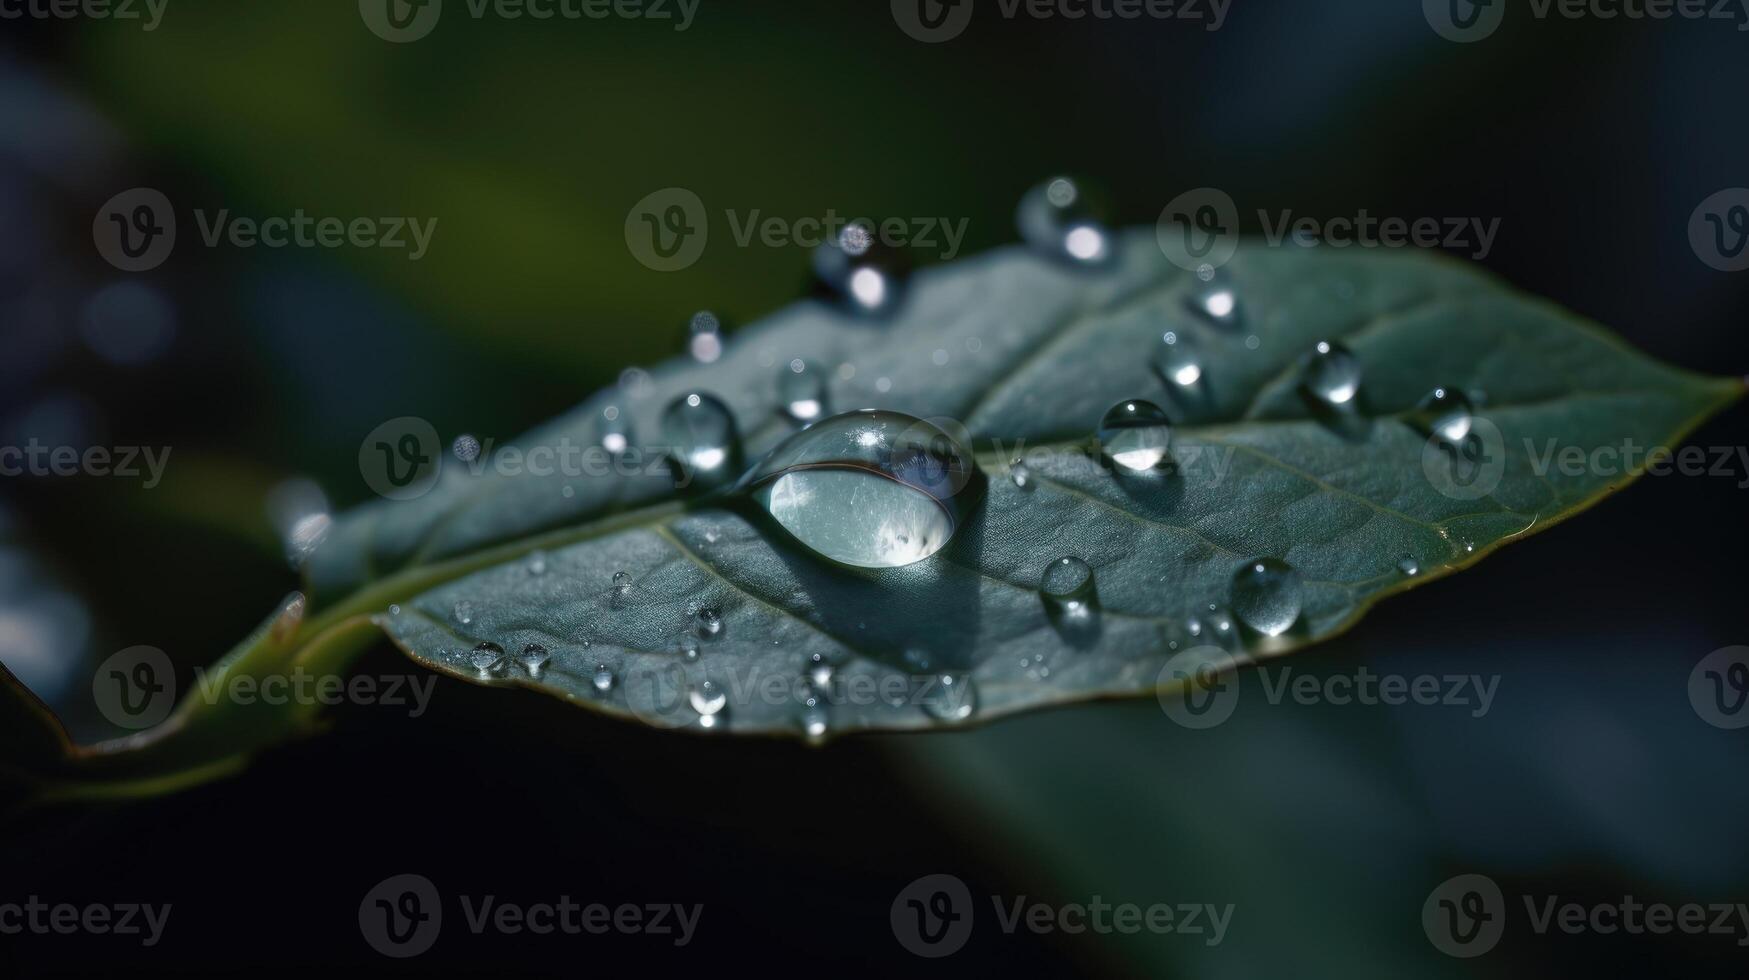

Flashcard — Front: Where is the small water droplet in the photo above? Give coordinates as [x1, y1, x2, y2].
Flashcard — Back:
[662, 392, 742, 490]
[806, 652, 835, 691]
[1231, 558, 1304, 638]
[470, 642, 506, 676]
[697, 607, 723, 638]
[1416, 386, 1475, 444]
[388, 603, 401, 616]
[1017, 176, 1111, 265]
[519, 643, 550, 674]
[689, 679, 727, 716]
[1009, 458, 1032, 489]
[923, 674, 978, 723]
[526, 551, 548, 576]
[685, 310, 725, 364]
[452, 434, 481, 463]
[1185, 275, 1241, 328]
[1186, 617, 1203, 639]
[1398, 556, 1421, 577]
[1040, 556, 1096, 616]
[452, 600, 476, 626]
[799, 706, 829, 744]
[592, 663, 615, 693]
[1098, 400, 1173, 472]
[1151, 331, 1203, 389]
[610, 570, 633, 606]
[597, 405, 633, 456]
[1302, 340, 1361, 407]
[1205, 607, 1236, 646]
[749, 410, 974, 569]
[779, 359, 828, 424]
[1463, 539, 1476, 554]
[813, 223, 908, 315]
[677, 633, 700, 660]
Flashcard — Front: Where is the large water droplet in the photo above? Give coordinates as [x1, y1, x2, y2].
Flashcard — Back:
[1098, 400, 1173, 472]
[696, 606, 723, 638]
[519, 643, 551, 675]
[1040, 557, 1096, 615]
[1151, 330, 1203, 389]
[923, 674, 978, 723]
[1398, 555, 1421, 577]
[470, 642, 506, 676]
[662, 392, 742, 490]
[452, 600, 476, 626]
[1017, 176, 1111, 265]
[1416, 386, 1474, 444]
[1231, 558, 1304, 638]
[799, 705, 829, 744]
[813, 223, 908, 315]
[1302, 341, 1361, 407]
[452, 434, 482, 464]
[688, 680, 727, 717]
[779, 359, 828, 424]
[1009, 458, 1032, 490]
[746, 410, 976, 569]
[592, 663, 615, 693]
[685, 310, 725, 363]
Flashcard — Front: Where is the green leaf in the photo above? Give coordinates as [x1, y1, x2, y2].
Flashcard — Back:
[307, 232, 1738, 737]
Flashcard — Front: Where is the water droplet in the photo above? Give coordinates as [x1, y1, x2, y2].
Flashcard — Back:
[677, 633, 700, 660]
[779, 359, 828, 424]
[685, 310, 724, 363]
[1416, 386, 1474, 444]
[1231, 558, 1304, 638]
[1009, 458, 1031, 490]
[696, 606, 723, 638]
[1098, 400, 1173, 472]
[388, 603, 401, 616]
[1040, 557, 1096, 615]
[611, 570, 633, 605]
[519, 643, 550, 674]
[1397, 556, 1421, 577]
[813, 224, 908, 315]
[597, 405, 633, 456]
[662, 392, 742, 490]
[1186, 617, 1203, 639]
[1185, 275, 1241, 329]
[806, 652, 834, 691]
[748, 410, 975, 569]
[452, 434, 481, 463]
[923, 674, 978, 723]
[526, 551, 548, 576]
[688, 679, 728, 716]
[470, 642, 506, 676]
[1205, 607, 1236, 646]
[1017, 176, 1111, 265]
[592, 663, 615, 693]
[1151, 331, 1203, 389]
[800, 706, 829, 743]
[1302, 340, 1361, 407]
[452, 600, 476, 626]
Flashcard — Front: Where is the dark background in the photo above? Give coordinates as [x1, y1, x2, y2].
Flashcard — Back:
[2, 0, 1747, 975]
